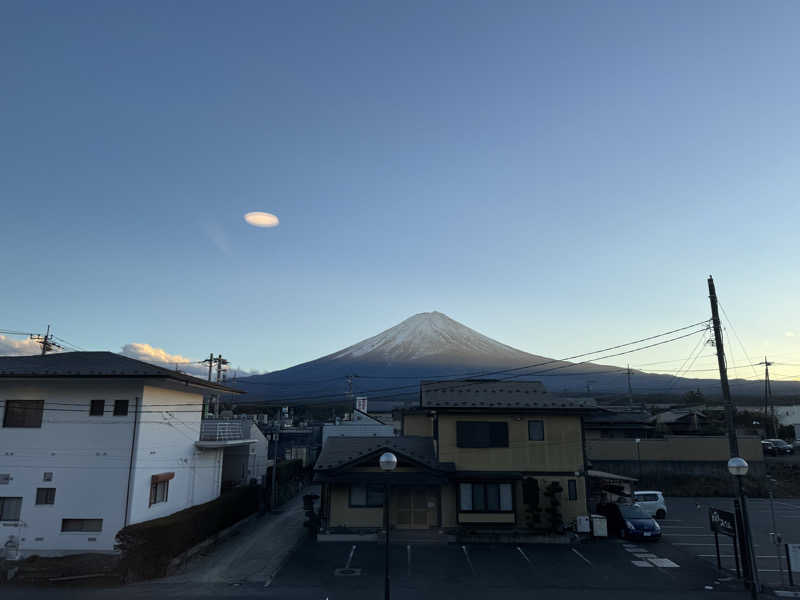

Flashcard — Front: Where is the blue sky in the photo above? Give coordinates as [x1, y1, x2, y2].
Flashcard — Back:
[2, 1, 799, 379]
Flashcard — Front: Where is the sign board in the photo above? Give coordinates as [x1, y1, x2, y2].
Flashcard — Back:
[355, 396, 368, 413]
[709, 507, 736, 537]
[787, 544, 800, 572]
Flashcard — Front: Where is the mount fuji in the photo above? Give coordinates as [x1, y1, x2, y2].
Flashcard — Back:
[233, 312, 800, 407]
[232, 311, 792, 406]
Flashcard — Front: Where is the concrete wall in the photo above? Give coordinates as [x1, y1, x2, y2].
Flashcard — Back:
[0, 380, 140, 556]
[586, 435, 763, 462]
[437, 414, 584, 472]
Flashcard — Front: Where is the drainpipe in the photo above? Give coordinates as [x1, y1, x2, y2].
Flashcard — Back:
[123, 396, 140, 527]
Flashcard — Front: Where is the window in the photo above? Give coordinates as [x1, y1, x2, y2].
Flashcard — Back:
[3, 400, 44, 428]
[89, 400, 105, 416]
[458, 483, 513, 512]
[636, 493, 659, 502]
[349, 484, 384, 507]
[43, 472, 53, 482]
[113, 400, 129, 416]
[0, 497, 22, 521]
[456, 421, 508, 448]
[149, 472, 174, 506]
[528, 420, 544, 441]
[568, 479, 577, 501]
[61, 519, 103, 532]
[0, 474, 10, 485]
[36, 488, 56, 505]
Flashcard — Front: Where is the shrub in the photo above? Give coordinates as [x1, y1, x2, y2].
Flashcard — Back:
[543, 481, 564, 533]
[115, 486, 258, 580]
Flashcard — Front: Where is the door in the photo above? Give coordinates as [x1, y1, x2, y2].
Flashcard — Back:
[394, 487, 438, 529]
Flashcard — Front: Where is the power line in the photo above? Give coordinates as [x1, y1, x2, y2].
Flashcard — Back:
[718, 300, 759, 379]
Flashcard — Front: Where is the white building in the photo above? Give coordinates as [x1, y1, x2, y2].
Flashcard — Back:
[321, 409, 394, 447]
[0, 352, 254, 557]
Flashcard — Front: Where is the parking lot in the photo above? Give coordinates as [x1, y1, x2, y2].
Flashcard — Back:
[663, 496, 800, 588]
[267, 536, 745, 600]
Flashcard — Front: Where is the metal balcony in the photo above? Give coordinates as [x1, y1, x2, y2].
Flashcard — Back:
[196, 419, 257, 448]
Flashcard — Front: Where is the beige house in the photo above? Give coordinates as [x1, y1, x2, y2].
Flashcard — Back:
[314, 381, 598, 533]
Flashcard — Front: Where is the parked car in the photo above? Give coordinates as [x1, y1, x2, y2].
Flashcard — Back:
[763, 439, 793, 456]
[761, 440, 776, 456]
[633, 490, 668, 519]
[597, 502, 661, 540]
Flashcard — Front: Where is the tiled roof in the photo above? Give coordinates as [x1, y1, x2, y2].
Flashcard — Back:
[420, 380, 596, 410]
[314, 436, 448, 471]
[0, 351, 242, 393]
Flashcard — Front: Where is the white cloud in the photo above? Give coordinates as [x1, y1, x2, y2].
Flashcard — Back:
[786, 331, 796, 338]
[0, 335, 51, 356]
[244, 211, 279, 228]
[121, 342, 208, 377]
[120, 342, 265, 379]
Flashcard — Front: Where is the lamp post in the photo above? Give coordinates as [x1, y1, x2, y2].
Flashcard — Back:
[380, 452, 397, 600]
[728, 457, 759, 599]
[635, 438, 642, 480]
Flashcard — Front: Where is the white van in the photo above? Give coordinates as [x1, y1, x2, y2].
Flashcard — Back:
[634, 490, 667, 519]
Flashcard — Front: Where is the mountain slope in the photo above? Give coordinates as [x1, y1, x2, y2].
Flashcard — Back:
[234, 311, 730, 406]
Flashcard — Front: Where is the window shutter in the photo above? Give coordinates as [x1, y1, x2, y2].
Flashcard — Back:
[459, 483, 473, 510]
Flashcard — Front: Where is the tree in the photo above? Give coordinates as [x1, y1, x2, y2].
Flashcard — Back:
[522, 478, 542, 530]
[543, 481, 564, 533]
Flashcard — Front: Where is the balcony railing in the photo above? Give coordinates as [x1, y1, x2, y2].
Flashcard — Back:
[200, 419, 252, 442]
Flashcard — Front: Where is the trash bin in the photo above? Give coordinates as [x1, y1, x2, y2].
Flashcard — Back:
[576, 515, 591, 533]
[590, 514, 607, 537]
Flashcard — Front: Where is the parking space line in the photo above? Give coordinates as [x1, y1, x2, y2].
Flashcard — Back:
[516, 546, 532, 566]
[407, 545, 411, 577]
[571, 548, 593, 566]
[345, 544, 357, 569]
[649, 558, 680, 568]
[461, 545, 475, 576]
[632, 560, 654, 567]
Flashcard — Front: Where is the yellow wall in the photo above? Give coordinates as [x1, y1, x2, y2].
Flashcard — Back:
[404, 413, 434, 437]
[437, 414, 584, 471]
[586, 435, 763, 462]
[328, 484, 383, 528]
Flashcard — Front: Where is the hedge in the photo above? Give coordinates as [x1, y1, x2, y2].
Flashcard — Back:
[115, 485, 258, 580]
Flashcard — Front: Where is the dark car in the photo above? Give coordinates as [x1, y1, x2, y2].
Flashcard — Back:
[765, 439, 793, 456]
[597, 503, 661, 540]
[761, 440, 776, 456]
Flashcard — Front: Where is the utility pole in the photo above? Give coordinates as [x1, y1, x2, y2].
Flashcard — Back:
[202, 353, 214, 381]
[30, 325, 62, 356]
[215, 354, 229, 383]
[627, 364, 633, 408]
[758, 357, 774, 437]
[708, 276, 739, 457]
[346, 375, 354, 410]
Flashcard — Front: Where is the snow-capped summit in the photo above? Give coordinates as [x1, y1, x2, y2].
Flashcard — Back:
[330, 311, 535, 364]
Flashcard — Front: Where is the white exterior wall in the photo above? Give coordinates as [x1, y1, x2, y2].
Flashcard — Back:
[0, 380, 141, 556]
[248, 425, 270, 484]
[127, 385, 222, 524]
[0, 379, 225, 557]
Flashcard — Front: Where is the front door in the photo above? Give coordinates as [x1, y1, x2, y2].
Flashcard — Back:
[394, 487, 438, 529]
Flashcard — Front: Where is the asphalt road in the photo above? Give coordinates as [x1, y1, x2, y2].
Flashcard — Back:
[663, 496, 800, 588]
[3, 536, 750, 600]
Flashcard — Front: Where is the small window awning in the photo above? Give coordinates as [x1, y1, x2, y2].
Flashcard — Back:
[151, 472, 175, 484]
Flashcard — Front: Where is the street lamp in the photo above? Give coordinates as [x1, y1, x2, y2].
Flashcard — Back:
[380, 452, 397, 600]
[728, 457, 759, 599]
